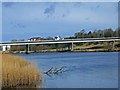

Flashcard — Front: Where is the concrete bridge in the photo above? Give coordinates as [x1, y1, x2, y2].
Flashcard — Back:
[0, 38, 120, 53]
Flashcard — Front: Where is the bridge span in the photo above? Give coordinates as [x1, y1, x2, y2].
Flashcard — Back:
[0, 38, 120, 52]
[0, 38, 120, 46]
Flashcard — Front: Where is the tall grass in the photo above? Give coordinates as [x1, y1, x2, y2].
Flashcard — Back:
[1, 53, 42, 88]
[0, 53, 2, 89]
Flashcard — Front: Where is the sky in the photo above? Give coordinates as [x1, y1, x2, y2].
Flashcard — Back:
[2, 2, 118, 41]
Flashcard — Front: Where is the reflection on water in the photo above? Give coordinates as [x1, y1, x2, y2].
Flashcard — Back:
[14, 52, 118, 88]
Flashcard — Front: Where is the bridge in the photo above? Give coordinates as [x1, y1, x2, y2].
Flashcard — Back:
[0, 38, 120, 53]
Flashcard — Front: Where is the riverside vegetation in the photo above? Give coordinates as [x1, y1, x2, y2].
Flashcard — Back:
[1, 53, 42, 88]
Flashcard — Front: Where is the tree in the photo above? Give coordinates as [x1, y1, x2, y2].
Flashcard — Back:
[115, 28, 120, 37]
[92, 30, 98, 38]
[47, 36, 54, 40]
[104, 28, 113, 37]
[74, 29, 86, 38]
[97, 30, 103, 38]
[87, 31, 92, 38]
[11, 39, 17, 42]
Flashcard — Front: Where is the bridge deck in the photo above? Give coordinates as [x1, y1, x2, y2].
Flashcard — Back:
[0, 38, 120, 46]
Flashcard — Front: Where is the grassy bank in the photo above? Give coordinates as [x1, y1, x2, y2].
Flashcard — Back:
[73, 41, 120, 52]
[1, 53, 42, 88]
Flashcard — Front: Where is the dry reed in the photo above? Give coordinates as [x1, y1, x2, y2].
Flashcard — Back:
[1, 53, 42, 88]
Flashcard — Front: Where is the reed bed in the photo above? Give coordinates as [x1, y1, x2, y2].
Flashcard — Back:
[0, 53, 2, 89]
[1, 53, 42, 88]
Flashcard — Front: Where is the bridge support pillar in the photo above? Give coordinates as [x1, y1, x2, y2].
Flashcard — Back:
[5, 45, 8, 51]
[71, 42, 74, 51]
[112, 41, 115, 50]
[56, 44, 58, 52]
[67, 44, 71, 51]
[67, 42, 74, 51]
[25, 44, 30, 54]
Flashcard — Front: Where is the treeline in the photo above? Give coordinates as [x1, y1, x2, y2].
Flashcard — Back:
[65, 28, 120, 39]
[10, 44, 69, 52]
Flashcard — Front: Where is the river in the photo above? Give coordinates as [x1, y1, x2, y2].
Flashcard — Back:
[14, 52, 118, 88]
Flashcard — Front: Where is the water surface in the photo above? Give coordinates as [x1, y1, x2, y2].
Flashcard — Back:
[14, 52, 118, 88]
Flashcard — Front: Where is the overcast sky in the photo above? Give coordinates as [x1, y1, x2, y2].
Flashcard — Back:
[2, 2, 118, 41]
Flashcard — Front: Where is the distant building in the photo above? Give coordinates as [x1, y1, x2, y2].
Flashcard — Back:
[2, 45, 11, 51]
[54, 36, 63, 40]
[28, 37, 46, 41]
[28, 36, 64, 41]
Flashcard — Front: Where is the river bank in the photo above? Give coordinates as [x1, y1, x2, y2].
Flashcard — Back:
[1, 53, 42, 88]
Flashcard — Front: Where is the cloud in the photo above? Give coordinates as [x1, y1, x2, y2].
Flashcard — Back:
[3, 2, 14, 8]
[73, 2, 82, 7]
[16, 24, 26, 28]
[44, 3, 72, 18]
[96, 5, 100, 8]
[10, 22, 26, 29]
[85, 17, 90, 21]
[44, 4, 56, 17]
[62, 10, 70, 17]
[90, 4, 101, 11]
